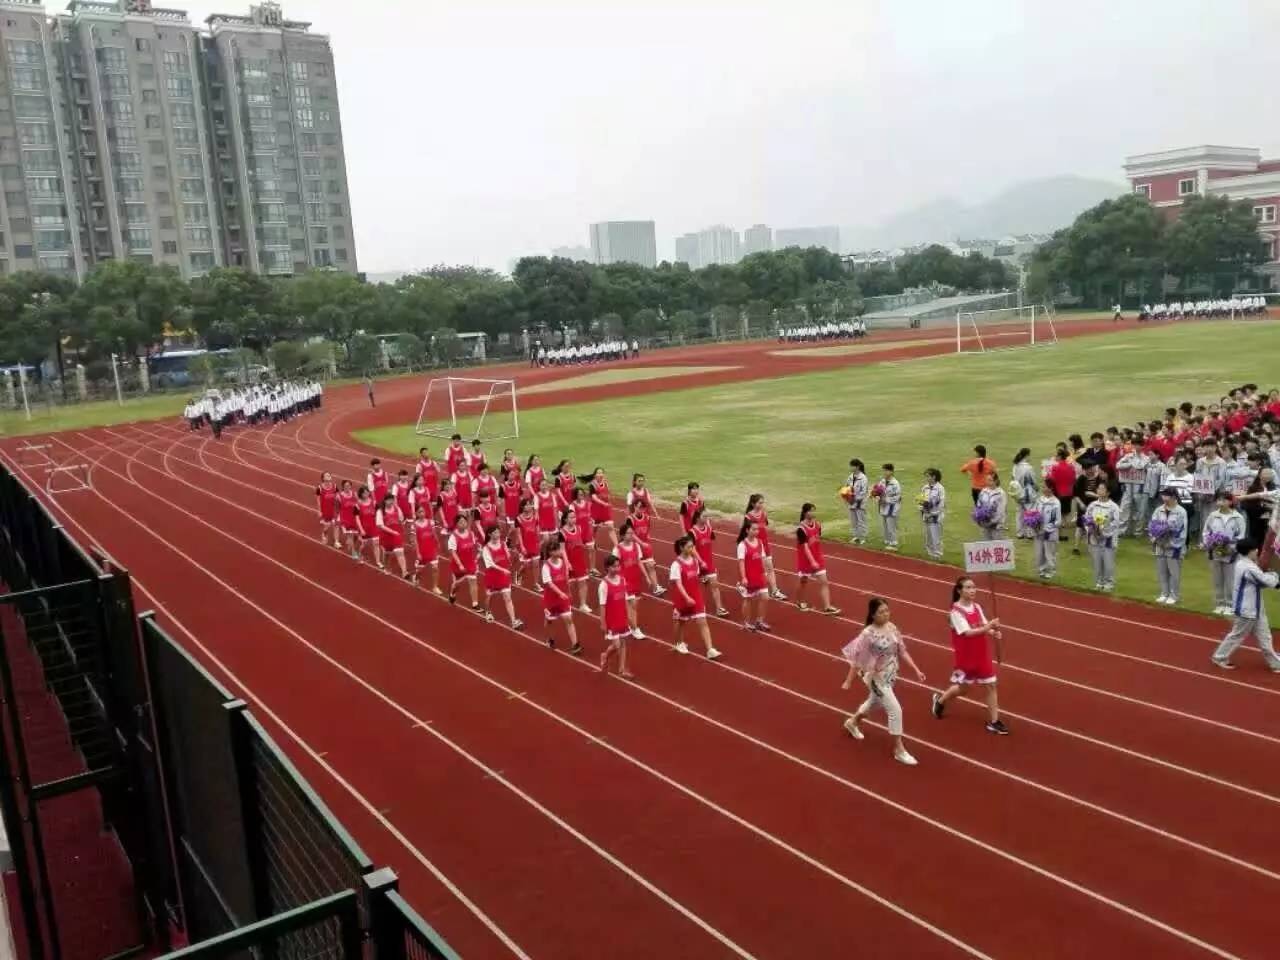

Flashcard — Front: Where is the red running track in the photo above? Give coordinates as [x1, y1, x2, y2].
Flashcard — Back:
[3, 321, 1278, 959]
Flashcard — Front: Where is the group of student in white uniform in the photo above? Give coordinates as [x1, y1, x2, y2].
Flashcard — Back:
[1131, 297, 1269, 321]
[183, 379, 323, 439]
[777, 319, 867, 343]
[532, 340, 638, 367]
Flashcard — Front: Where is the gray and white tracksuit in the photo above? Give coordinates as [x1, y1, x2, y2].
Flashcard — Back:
[975, 486, 1007, 541]
[847, 472, 869, 542]
[1202, 509, 1246, 608]
[920, 482, 946, 559]
[1115, 451, 1150, 535]
[1191, 457, 1226, 539]
[1085, 498, 1122, 588]
[1212, 557, 1280, 670]
[879, 476, 902, 547]
[1011, 462, 1038, 537]
[1033, 495, 1062, 577]
[1149, 503, 1189, 602]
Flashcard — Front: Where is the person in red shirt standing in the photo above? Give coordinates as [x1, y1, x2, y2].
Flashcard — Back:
[588, 467, 616, 550]
[679, 482, 705, 533]
[408, 474, 430, 525]
[336, 480, 359, 559]
[612, 522, 648, 640]
[355, 486, 381, 568]
[376, 494, 409, 580]
[446, 515, 481, 612]
[626, 498, 665, 595]
[533, 477, 559, 543]
[736, 520, 771, 632]
[473, 490, 501, 541]
[411, 504, 441, 595]
[416, 446, 441, 498]
[523, 454, 546, 497]
[499, 468, 523, 533]
[513, 499, 541, 586]
[435, 478, 460, 538]
[559, 510, 592, 613]
[627, 473, 660, 519]
[597, 555, 637, 677]
[466, 439, 486, 477]
[540, 540, 582, 655]
[315, 471, 339, 548]
[552, 459, 576, 510]
[472, 462, 499, 506]
[393, 470, 413, 532]
[367, 459, 390, 507]
[744, 494, 785, 601]
[1046, 448, 1078, 543]
[670, 536, 722, 660]
[500, 448, 520, 481]
[444, 434, 467, 478]
[481, 526, 523, 629]
[451, 464, 474, 513]
[569, 487, 597, 575]
[794, 503, 840, 615]
[931, 577, 1009, 735]
[689, 508, 730, 616]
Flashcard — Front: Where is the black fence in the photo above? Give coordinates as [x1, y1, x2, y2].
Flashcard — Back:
[0, 458, 458, 960]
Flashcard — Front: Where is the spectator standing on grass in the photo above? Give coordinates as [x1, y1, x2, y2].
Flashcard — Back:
[1211, 539, 1280, 672]
[877, 464, 902, 551]
[1084, 484, 1121, 591]
[1032, 480, 1062, 579]
[841, 597, 926, 766]
[1115, 445, 1151, 536]
[919, 468, 946, 560]
[1047, 447, 1078, 543]
[974, 471, 1007, 540]
[845, 459, 870, 545]
[1071, 463, 1108, 556]
[1149, 487, 1189, 605]
[1203, 491, 1246, 615]
[1237, 467, 1278, 547]
[960, 445, 997, 505]
[1010, 448, 1038, 538]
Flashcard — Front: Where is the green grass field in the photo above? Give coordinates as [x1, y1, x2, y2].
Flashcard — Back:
[359, 320, 1279, 618]
[0, 393, 188, 438]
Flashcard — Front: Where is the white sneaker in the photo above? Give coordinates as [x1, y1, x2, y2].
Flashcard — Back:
[894, 749, 918, 766]
[843, 717, 864, 739]
[674, 641, 690, 654]
[1155, 595, 1169, 604]
[1164, 597, 1179, 605]
[631, 627, 646, 640]
[578, 604, 592, 615]
[706, 647, 722, 661]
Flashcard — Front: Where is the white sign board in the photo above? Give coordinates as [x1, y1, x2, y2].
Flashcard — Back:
[963, 539, 1016, 573]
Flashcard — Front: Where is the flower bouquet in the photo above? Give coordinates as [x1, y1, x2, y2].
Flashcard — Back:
[1083, 510, 1108, 536]
[915, 491, 931, 509]
[971, 502, 997, 528]
[1148, 517, 1171, 543]
[871, 482, 886, 499]
[838, 484, 854, 504]
[1203, 530, 1233, 560]
[1021, 507, 1044, 532]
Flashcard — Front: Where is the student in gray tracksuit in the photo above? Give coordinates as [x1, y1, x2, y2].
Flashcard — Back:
[1212, 539, 1280, 672]
[1085, 485, 1122, 590]
[846, 459, 869, 544]
[1115, 448, 1150, 536]
[1143, 453, 1167, 531]
[919, 469, 946, 560]
[1201, 491, 1247, 613]
[1148, 488, 1189, 605]
[1191, 449, 1227, 540]
[974, 472, 1007, 541]
[1032, 483, 1062, 578]
[878, 464, 902, 550]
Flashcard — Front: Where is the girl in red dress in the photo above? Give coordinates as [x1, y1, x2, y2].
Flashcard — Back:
[795, 503, 840, 615]
[670, 536, 722, 660]
[416, 447, 441, 500]
[473, 462, 498, 504]
[588, 467, 617, 549]
[679, 482, 705, 533]
[533, 477, 559, 542]
[355, 486, 382, 567]
[481, 526, 523, 629]
[552, 459, 576, 509]
[446, 515, 482, 612]
[336, 480, 359, 558]
[315, 471, 339, 547]
[408, 474, 430, 522]
[540, 540, 582, 654]
[736, 519, 771, 631]
[689, 508, 730, 616]
[499, 469, 523, 530]
[367, 459, 390, 506]
[612, 522, 647, 639]
[444, 434, 466, 477]
[558, 510, 591, 613]
[627, 473, 659, 519]
[393, 470, 413, 531]
[376, 494, 409, 579]
[597, 555, 636, 677]
[523, 454, 546, 497]
[435, 478, 460, 537]
[569, 487, 597, 575]
[500, 448, 520, 481]
[466, 439, 486, 477]
[411, 504, 442, 595]
[931, 577, 1009, 735]
[451, 465, 474, 513]
[513, 499, 542, 586]
[473, 489, 501, 540]
[626, 499, 665, 595]
[744, 494, 786, 601]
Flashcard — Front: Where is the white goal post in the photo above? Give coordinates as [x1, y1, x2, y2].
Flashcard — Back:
[955, 304, 1058, 354]
[414, 377, 520, 440]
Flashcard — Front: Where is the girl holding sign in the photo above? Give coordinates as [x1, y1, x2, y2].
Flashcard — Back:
[841, 597, 926, 765]
[931, 577, 1009, 735]
[1115, 446, 1150, 536]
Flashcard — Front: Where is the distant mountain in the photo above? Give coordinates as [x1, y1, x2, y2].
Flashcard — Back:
[845, 175, 1124, 250]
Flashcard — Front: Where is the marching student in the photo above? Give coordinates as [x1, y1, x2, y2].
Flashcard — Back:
[973, 471, 1007, 541]
[841, 597, 926, 765]
[451, 460, 475, 514]
[473, 461, 499, 507]
[466, 438, 486, 476]
[569, 486, 597, 575]
[794, 503, 840, 614]
[1031, 480, 1063, 579]
[367, 458, 390, 507]
[355, 486, 382, 568]
[597, 555, 637, 677]
[919, 468, 946, 560]
[393, 470, 414, 530]
[736, 519, 771, 632]
[315, 471, 340, 547]
[931, 577, 1009, 735]
[473, 489, 501, 540]
[669, 536, 723, 660]
[587, 467, 617, 550]
[627, 473, 659, 519]
[613, 521, 648, 639]
[523, 454, 546, 496]
[540, 539, 583, 655]
[408, 474, 430, 524]
[376, 494, 410, 580]
[679, 482, 705, 533]
[559, 509, 593, 613]
[411, 504, 442, 595]
[552, 459, 576, 509]
[1202, 490, 1247, 615]
[533, 476, 559, 542]
[435, 477, 461, 535]
[877, 463, 902, 551]
[499, 468, 523, 529]
[1211, 539, 1280, 672]
[689, 507, 730, 616]
[1149, 486, 1189, 605]
[625, 498, 665, 595]
[444, 434, 467, 477]
[416, 447, 441, 500]
[446, 515, 482, 612]
[500, 448, 521, 480]
[513, 498, 542, 587]
[481, 526, 524, 628]
[844, 458, 870, 544]
[744, 494, 786, 600]
[336, 479, 360, 559]
[1084, 483, 1121, 591]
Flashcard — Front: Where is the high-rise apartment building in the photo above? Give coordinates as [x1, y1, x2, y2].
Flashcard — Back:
[588, 220, 656, 268]
[742, 223, 772, 255]
[695, 224, 739, 266]
[0, 0, 356, 281]
[550, 243, 590, 261]
[674, 231, 698, 269]
[776, 225, 840, 253]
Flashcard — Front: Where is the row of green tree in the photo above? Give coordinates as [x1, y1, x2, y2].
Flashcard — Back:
[1026, 193, 1271, 307]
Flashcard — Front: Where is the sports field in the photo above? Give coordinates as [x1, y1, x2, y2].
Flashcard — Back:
[359, 320, 1280, 617]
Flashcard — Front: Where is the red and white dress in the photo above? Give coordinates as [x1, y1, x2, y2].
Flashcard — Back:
[500, 479, 523, 520]
[474, 500, 500, 536]
[408, 485, 430, 518]
[417, 458, 441, 500]
[796, 519, 826, 578]
[501, 457, 520, 480]
[473, 473, 498, 504]
[534, 489, 558, 536]
[315, 481, 338, 523]
[393, 481, 413, 520]
[679, 496, 705, 533]
[453, 471, 474, 511]
[627, 486, 654, 514]
[746, 508, 772, 557]
[541, 558, 572, 620]
[949, 602, 997, 685]
[377, 504, 405, 551]
[436, 490, 460, 532]
[691, 522, 717, 581]
[337, 490, 359, 534]
[598, 576, 631, 639]
[444, 444, 466, 477]
[413, 518, 438, 564]
[482, 541, 513, 593]
[447, 528, 479, 579]
[590, 479, 613, 526]
[515, 514, 541, 561]
[356, 499, 379, 542]
[614, 542, 644, 598]
[524, 465, 546, 496]
[466, 449, 486, 476]
[368, 469, 390, 505]
[561, 525, 589, 582]
[737, 537, 768, 596]
[629, 511, 654, 560]
[571, 498, 594, 540]
[555, 472, 576, 507]
[669, 554, 707, 621]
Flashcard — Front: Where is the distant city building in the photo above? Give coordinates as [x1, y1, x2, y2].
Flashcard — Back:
[551, 244, 592, 262]
[775, 225, 840, 253]
[695, 224, 739, 267]
[742, 223, 772, 255]
[674, 232, 699, 269]
[588, 220, 656, 268]
[1124, 144, 1280, 273]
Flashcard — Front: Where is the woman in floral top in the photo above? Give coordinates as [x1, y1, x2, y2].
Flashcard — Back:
[840, 597, 926, 766]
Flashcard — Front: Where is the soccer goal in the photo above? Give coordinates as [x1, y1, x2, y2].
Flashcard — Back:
[956, 304, 1058, 354]
[414, 377, 519, 440]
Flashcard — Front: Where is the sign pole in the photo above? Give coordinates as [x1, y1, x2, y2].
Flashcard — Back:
[964, 538, 1016, 662]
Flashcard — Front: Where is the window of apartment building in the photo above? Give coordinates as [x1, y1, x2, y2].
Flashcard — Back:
[5, 39, 41, 65]
[18, 122, 52, 146]
[317, 87, 333, 103]
[159, 215, 174, 230]
[32, 203, 64, 225]
[261, 225, 288, 246]
[124, 227, 152, 249]
[287, 214, 302, 228]
[326, 180, 341, 196]
[148, 140, 166, 156]
[184, 225, 212, 247]
[1133, 183, 1151, 199]
[166, 76, 193, 100]
[312, 248, 332, 267]
[174, 127, 200, 147]
[295, 108, 314, 129]
[285, 191, 300, 205]
[251, 156, 278, 177]
[321, 133, 337, 146]
[255, 202, 285, 222]
[290, 238, 305, 252]
[11, 67, 46, 93]
[190, 252, 214, 271]
[292, 85, 311, 106]
[152, 164, 168, 180]
[98, 47, 127, 72]
[124, 204, 148, 223]
[145, 114, 163, 130]
[163, 51, 189, 72]
[4, 190, 24, 208]
[36, 228, 68, 249]
[21, 150, 57, 172]
[303, 178, 323, 199]
[179, 178, 204, 199]
[136, 38, 151, 53]
[333, 225, 345, 240]
[178, 153, 202, 175]
[329, 203, 343, 217]
[238, 57, 268, 79]
[102, 73, 131, 97]
[26, 175, 62, 197]
[13, 244, 34, 260]
[1254, 205, 1277, 224]
[156, 190, 171, 206]
[302, 157, 320, 176]
[13, 96, 51, 120]
[317, 110, 332, 126]
[1178, 178, 1195, 196]
[306, 202, 325, 221]
[114, 125, 139, 146]
[162, 240, 177, 254]
[323, 155, 338, 170]
[289, 61, 308, 81]
[310, 226, 328, 245]
[106, 100, 135, 121]
[115, 151, 142, 173]
[300, 133, 318, 152]
[39, 254, 72, 271]
[245, 105, 272, 126]
[170, 102, 196, 125]
[335, 248, 347, 263]
[183, 202, 208, 223]
[316, 62, 330, 78]
[141, 89, 158, 105]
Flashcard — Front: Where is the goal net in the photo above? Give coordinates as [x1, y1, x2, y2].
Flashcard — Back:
[414, 377, 519, 440]
[956, 304, 1058, 354]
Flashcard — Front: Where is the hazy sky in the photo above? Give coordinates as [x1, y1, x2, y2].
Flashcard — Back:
[184, 0, 1279, 273]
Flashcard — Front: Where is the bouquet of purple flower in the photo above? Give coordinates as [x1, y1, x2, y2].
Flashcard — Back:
[1082, 511, 1100, 532]
[1203, 530, 1233, 559]
[972, 502, 997, 528]
[1021, 508, 1043, 531]
[1148, 518, 1171, 542]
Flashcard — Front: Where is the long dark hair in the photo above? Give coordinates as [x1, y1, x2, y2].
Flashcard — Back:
[690, 506, 706, 527]
[973, 444, 987, 472]
[539, 538, 560, 564]
[864, 597, 888, 626]
[737, 518, 757, 544]
[524, 453, 540, 472]
[553, 459, 571, 477]
[951, 576, 972, 604]
[745, 493, 763, 515]
[672, 535, 691, 555]
[799, 502, 816, 523]
[578, 466, 603, 485]
[1013, 447, 1030, 465]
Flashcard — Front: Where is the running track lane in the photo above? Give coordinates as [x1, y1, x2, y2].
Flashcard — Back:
[27, 422, 1269, 960]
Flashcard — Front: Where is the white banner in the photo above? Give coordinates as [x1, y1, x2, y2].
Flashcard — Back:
[963, 539, 1016, 573]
